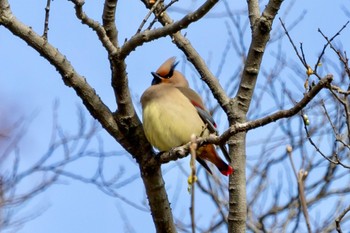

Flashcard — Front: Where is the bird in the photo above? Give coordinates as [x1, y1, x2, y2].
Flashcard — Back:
[140, 57, 233, 176]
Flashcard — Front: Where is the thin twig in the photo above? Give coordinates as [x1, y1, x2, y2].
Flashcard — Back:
[42, 0, 51, 39]
[315, 21, 349, 74]
[297, 170, 312, 233]
[287, 146, 312, 233]
[147, 0, 179, 30]
[136, 0, 161, 34]
[299, 43, 308, 68]
[189, 134, 197, 233]
[304, 121, 340, 165]
[335, 204, 350, 233]
[279, 18, 308, 69]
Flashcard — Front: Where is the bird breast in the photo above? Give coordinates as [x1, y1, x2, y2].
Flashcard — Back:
[141, 85, 207, 151]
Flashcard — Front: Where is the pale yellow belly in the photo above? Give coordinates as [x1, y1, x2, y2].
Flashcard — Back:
[142, 98, 206, 151]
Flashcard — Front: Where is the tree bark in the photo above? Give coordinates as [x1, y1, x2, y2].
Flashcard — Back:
[140, 163, 177, 233]
[227, 0, 284, 232]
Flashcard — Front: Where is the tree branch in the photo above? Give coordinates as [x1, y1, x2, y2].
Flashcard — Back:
[236, 0, 284, 113]
[288, 148, 312, 233]
[69, 1, 146, 157]
[229, 2, 283, 229]
[136, 0, 162, 34]
[247, 0, 260, 27]
[102, 0, 119, 47]
[42, 0, 52, 39]
[70, 0, 118, 55]
[336, 204, 350, 233]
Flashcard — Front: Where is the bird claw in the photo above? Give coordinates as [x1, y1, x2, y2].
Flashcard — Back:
[155, 151, 165, 161]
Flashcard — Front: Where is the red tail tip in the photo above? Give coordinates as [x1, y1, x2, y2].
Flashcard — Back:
[220, 165, 234, 176]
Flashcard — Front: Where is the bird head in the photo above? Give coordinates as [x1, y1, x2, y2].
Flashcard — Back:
[151, 57, 189, 87]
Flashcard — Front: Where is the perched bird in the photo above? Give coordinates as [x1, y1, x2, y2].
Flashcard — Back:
[141, 57, 233, 176]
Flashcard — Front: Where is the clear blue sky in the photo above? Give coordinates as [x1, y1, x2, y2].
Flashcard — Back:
[1, 0, 349, 232]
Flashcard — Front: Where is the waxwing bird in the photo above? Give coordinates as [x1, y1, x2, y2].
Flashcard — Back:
[141, 57, 233, 176]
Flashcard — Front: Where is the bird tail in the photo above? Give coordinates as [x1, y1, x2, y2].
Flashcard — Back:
[197, 144, 233, 176]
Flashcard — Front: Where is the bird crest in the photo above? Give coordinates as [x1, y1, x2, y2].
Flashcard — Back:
[156, 56, 179, 78]
[151, 57, 180, 85]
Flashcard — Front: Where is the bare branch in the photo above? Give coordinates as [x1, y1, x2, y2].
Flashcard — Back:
[235, 0, 284, 114]
[70, 0, 118, 55]
[136, 0, 162, 34]
[146, 0, 180, 31]
[336, 205, 350, 233]
[316, 21, 349, 74]
[42, 0, 52, 39]
[102, 0, 119, 47]
[279, 18, 308, 69]
[247, 0, 260, 26]
[222, 74, 333, 143]
[288, 148, 312, 233]
[189, 134, 197, 233]
[121, 0, 220, 59]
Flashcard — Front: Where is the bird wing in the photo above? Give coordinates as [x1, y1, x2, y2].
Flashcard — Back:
[176, 87, 231, 163]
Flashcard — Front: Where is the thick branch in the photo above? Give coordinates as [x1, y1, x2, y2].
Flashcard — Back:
[70, 0, 147, 159]
[228, 2, 283, 228]
[236, 0, 284, 113]
[139, 164, 177, 233]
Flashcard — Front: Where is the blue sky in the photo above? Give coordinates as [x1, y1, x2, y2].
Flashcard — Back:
[1, 0, 350, 232]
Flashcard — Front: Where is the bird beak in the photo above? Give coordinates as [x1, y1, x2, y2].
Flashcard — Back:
[151, 72, 162, 85]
